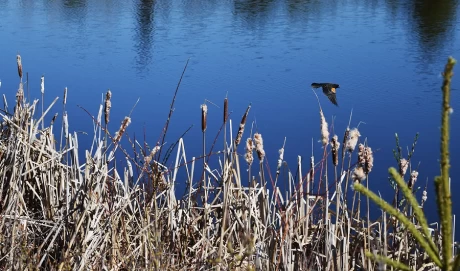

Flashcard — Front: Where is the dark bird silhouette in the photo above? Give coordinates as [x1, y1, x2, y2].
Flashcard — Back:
[311, 82, 340, 106]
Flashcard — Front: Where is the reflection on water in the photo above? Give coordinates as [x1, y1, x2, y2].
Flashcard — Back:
[134, 0, 156, 76]
[411, 0, 458, 58]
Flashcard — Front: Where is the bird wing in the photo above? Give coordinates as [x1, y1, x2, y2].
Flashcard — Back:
[322, 86, 339, 106]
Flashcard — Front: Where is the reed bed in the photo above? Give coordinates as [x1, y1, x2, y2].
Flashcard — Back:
[0, 55, 458, 271]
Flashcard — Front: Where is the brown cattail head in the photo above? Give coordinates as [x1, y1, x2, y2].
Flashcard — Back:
[17, 55, 23, 80]
[104, 90, 112, 125]
[352, 166, 366, 183]
[319, 109, 329, 146]
[245, 138, 254, 166]
[399, 158, 408, 176]
[144, 145, 161, 164]
[201, 103, 207, 132]
[253, 133, 265, 163]
[358, 143, 365, 165]
[235, 103, 251, 147]
[223, 97, 228, 124]
[408, 170, 418, 189]
[63, 87, 68, 106]
[341, 128, 350, 159]
[330, 135, 340, 166]
[114, 116, 131, 143]
[346, 128, 360, 152]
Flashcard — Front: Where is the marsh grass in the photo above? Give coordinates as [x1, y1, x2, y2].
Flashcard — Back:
[0, 55, 458, 271]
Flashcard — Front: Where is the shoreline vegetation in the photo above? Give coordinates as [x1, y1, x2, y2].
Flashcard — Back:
[0, 55, 458, 270]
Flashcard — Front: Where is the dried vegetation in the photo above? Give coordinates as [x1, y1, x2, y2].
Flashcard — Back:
[0, 55, 458, 270]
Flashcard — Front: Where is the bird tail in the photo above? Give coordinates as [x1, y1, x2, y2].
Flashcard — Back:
[311, 83, 324, 88]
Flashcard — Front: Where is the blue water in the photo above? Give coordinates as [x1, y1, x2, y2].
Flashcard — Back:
[1, 0, 459, 234]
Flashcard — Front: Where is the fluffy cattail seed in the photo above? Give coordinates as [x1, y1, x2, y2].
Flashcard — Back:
[235, 103, 251, 147]
[319, 109, 329, 146]
[346, 128, 360, 152]
[40, 76, 45, 94]
[358, 143, 374, 174]
[114, 117, 131, 143]
[331, 135, 340, 166]
[245, 138, 254, 166]
[253, 133, 265, 163]
[399, 158, 408, 176]
[276, 144, 285, 174]
[17, 55, 23, 80]
[223, 97, 228, 124]
[104, 90, 111, 125]
[145, 145, 161, 164]
[201, 103, 207, 132]
[421, 190, 428, 205]
[16, 82, 24, 107]
[408, 170, 418, 189]
[352, 166, 366, 183]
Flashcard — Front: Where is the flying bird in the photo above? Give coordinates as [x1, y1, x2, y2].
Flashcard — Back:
[311, 82, 340, 106]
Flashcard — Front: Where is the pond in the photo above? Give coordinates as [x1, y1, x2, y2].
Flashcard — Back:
[0, 0, 459, 233]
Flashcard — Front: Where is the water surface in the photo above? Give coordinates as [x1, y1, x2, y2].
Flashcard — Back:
[0, 0, 459, 232]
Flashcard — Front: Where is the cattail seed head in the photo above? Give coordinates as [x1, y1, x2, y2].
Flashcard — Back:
[16, 82, 24, 107]
[245, 138, 254, 166]
[40, 76, 45, 94]
[63, 87, 68, 106]
[17, 55, 23, 80]
[408, 170, 418, 189]
[145, 145, 161, 164]
[319, 109, 329, 146]
[341, 128, 349, 159]
[276, 145, 285, 174]
[331, 135, 340, 166]
[104, 90, 112, 125]
[114, 116, 131, 143]
[223, 97, 228, 124]
[421, 190, 428, 204]
[346, 128, 360, 152]
[253, 133, 265, 163]
[201, 103, 207, 132]
[358, 143, 373, 174]
[235, 104, 251, 147]
[352, 166, 366, 183]
[399, 158, 408, 176]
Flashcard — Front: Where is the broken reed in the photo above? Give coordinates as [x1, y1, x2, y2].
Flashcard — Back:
[0, 55, 457, 271]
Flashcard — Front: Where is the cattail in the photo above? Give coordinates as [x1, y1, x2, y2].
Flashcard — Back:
[40, 76, 45, 94]
[145, 145, 161, 164]
[104, 90, 112, 125]
[16, 82, 24, 107]
[346, 128, 360, 152]
[330, 135, 340, 166]
[245, 138, 254, 166]
[235, 103, 251, 147]
[399, 158, 408, 176]
[51, 113, 58, 125]
[352, 166, 366, 183]
[63, 87, 68, 106]
[408, 170, 418, 189]
[358, 143, 373, 174]
[223, 97, 228, 124]
[201, 103, 207, 132]
[276, 145, 284, 174]
[114, 116, 131, 143]
[341, 128, 349, 159]
[63, 112, 69, 140]
[319, 109, 329, 146]
[421, 189, 428, 206]
[253, 133, 265, 163]
[17, 55, 23, 80]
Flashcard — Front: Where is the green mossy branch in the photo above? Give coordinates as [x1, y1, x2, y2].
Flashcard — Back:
[436, 56, 456, 270]
[353, 182, 442, 267]
[365, 251, 411, 271]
